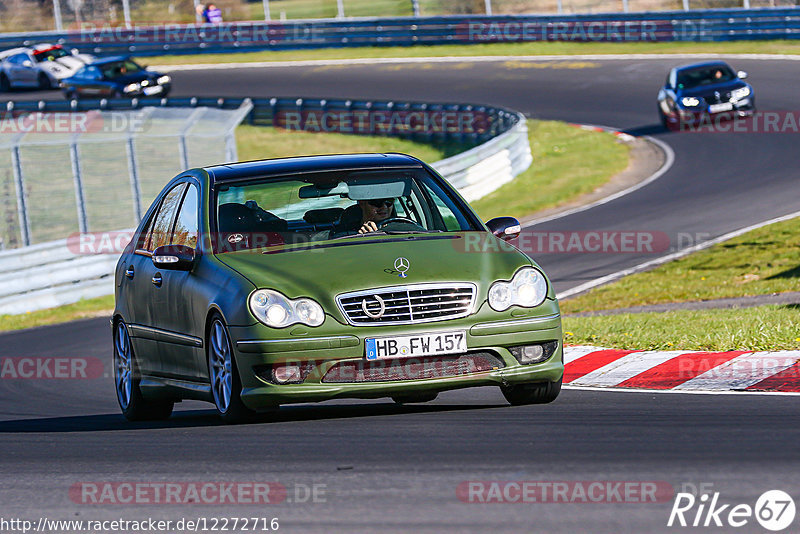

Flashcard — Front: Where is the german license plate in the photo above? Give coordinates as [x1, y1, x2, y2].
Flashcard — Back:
[365, 331, 467, 361]
[143, 85, 163, 96]
[709, 102, 733, 113]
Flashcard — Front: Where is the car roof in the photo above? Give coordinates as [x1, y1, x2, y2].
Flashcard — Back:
[87, 55, 130, 65]
[31, 43, 60, 52]
[206, 153, 425, 184]
[675, 61, 731, 72]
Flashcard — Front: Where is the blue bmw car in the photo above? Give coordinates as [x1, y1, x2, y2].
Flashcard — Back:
[60, 56, 171, 100]
[657, 61, 754, 127]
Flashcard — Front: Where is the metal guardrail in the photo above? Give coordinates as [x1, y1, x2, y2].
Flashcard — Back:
[1, 8, 799, 57]
[0, 96, 531, 315]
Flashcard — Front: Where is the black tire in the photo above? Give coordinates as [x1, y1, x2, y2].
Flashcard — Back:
[208, 314, 255, 424]
[64, 89, 77, 100]
[501, 378, 562, 406]
[392, 392, 438, 404]
[37, 72, 52, 90]
[113, 321, 174, 421]
[0, 74, 10, 92]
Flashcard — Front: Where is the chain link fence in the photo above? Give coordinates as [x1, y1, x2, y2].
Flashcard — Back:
[1, 0, 796, 33]
[0, 101, 251, 250]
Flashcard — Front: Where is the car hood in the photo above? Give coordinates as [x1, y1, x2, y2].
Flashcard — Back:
[215, 232, 537, 312]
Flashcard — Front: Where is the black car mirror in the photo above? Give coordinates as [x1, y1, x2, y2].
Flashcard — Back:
[152, 244, 196, 271]
[486, 217, 521, 242]
[737, 70, 748, 80]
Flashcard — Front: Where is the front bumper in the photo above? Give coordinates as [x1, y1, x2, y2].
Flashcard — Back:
[227, 304, 563, 410]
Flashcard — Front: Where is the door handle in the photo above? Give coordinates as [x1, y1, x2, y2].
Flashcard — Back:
[125, 265, 135, 279]
[152, 273, 162, 287]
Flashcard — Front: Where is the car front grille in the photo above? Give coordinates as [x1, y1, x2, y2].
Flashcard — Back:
[321, 351, 505, 383]
[336, 283, 477, 326]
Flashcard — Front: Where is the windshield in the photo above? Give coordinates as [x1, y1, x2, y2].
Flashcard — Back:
[213, 168, 479, 253]
[33, 47, 69, 62]
[100, 60, 143, 79]
[677, 65, 736, 89]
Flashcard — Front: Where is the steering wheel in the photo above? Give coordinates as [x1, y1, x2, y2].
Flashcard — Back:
[377, 217, 426, 231]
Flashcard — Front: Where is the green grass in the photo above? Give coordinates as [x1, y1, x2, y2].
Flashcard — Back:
[561, 216, 800, 314]
[144, 40, 800, 66]
[235, 124, 460, 162]
[563, 305, 800, 351]
[0, 295, 115, 333]
[471, 120, 629, 221]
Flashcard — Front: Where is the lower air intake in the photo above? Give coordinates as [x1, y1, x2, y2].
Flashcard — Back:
[322, 351, 505, 383]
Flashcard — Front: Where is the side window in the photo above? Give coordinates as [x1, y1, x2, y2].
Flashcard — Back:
[171, 184, 199, 249]
[144, 184, 187, 252]
[420, 182, 462, 231]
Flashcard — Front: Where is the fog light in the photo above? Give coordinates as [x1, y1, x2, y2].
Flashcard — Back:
[273, 364, 302, 384]
[509, 341, 558, 365]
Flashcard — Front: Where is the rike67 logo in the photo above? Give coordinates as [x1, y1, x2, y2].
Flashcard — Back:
[668, 489, 796, 531]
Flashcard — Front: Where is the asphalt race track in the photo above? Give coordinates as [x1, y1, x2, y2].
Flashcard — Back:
[2, 57, 800, 533]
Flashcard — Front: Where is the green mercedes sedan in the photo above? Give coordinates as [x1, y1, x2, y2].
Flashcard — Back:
[112, 153, 563, 422]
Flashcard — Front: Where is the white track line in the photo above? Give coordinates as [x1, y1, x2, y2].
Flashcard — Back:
[562, 384, 800, 396]
[523, 128, 675, 227]
[153, 53, 800, 72]
[557, 208, 800, 299]
[569, 350, 686, 387]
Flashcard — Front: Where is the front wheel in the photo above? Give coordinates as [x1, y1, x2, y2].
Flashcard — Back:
[37, 72, 52, 90]
[0, 74, 10, 92]
[114, 321, 174, 421]
[208, 316, 255, 423]
[501, 378, 562, 406]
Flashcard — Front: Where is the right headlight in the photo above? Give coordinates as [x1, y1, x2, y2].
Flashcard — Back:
[681, 97, 701, 107]
[249, 289, 325, 328]
[488, 267, 548, 312]
[123, 82, 141, 93]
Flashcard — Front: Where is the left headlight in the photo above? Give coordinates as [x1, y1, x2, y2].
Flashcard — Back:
[249, 289, 325, 328]
[731, 86, 751, 101]
[123, 82, 140, 93]
[157, 75, 171, 85]
[681, 97, 701, 107]
[488, 267, 548, 312]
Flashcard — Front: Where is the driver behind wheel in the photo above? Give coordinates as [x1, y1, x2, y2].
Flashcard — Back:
[357, 198, 395, 234]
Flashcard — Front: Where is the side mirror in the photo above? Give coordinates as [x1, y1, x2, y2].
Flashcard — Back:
[486, 217, 521, 242]
[22, 60, 33, 68]
[737, 70, 748, 80]
[152, 244, 195, 271]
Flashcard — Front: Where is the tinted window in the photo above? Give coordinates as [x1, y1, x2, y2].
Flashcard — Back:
[8, 54, 30, 65]
[677, 65, 735, 89]
[172, 184, 199, 249]
[213, 169, 479, 253]
[144, 184, 186, 252]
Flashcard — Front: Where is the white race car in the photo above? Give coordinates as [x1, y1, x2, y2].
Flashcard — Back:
[0, 44, 95, 91]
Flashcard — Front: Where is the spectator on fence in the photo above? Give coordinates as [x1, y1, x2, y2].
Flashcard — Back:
[206, 4, 223, 23]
